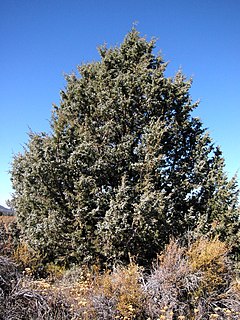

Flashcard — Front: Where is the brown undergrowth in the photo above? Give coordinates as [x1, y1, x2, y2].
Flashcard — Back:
[0, 236, 239, 319]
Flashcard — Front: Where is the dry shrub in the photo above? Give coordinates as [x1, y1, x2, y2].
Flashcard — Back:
[35, 265, 99, 319]
[2, 285, 73, 320]
[0, 221, 12, 255]
[187, 237, 240, 319]
[0, 217, 17, 256]
[143, 238, 240, 319]
[0, 255, 74, 320]
[61, 263, 146, 319]
[0, 256, 19, 296]
[187, 237, 231, 294]
[0, 215, 15, 226]
[93, 263, 145, 319]
[13, 241, 43, 276]
[144, 239, 200, 319]
[1, 237, 239, 319]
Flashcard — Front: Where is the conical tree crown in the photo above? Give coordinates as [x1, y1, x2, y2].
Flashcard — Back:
[11, 29, 239, 266]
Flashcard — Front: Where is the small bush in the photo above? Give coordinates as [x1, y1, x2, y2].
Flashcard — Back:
[0, 256, 19, 296]
[144, 239, 201, 319]
[0, 217, 18, 256]
[4, 286, 74, 320]
[187, 237, 231, 294]
[91, 263, 146, 319]
[13, 241, 44, 276]
[0, 255, 73, 320]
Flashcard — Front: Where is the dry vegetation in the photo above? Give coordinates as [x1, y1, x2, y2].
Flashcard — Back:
[0, 220, 239, 320]
[0, 216, 16, 256]
[0, 215, 15, 226]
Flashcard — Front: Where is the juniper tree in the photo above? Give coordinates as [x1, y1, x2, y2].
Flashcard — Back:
[11, 29, 239, 266]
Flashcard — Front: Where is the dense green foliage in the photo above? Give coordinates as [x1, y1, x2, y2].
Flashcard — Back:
[11, 29, 239, 266]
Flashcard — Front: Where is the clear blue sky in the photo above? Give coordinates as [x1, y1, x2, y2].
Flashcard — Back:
[1, 0, 240, 206]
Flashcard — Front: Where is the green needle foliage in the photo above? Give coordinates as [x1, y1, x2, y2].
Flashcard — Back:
[11, 29, 239, 266]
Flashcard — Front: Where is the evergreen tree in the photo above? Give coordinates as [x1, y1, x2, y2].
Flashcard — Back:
[11, 29, 239, 266]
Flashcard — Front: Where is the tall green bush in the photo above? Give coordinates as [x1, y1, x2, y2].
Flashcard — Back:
[11, 29, 239, 266]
